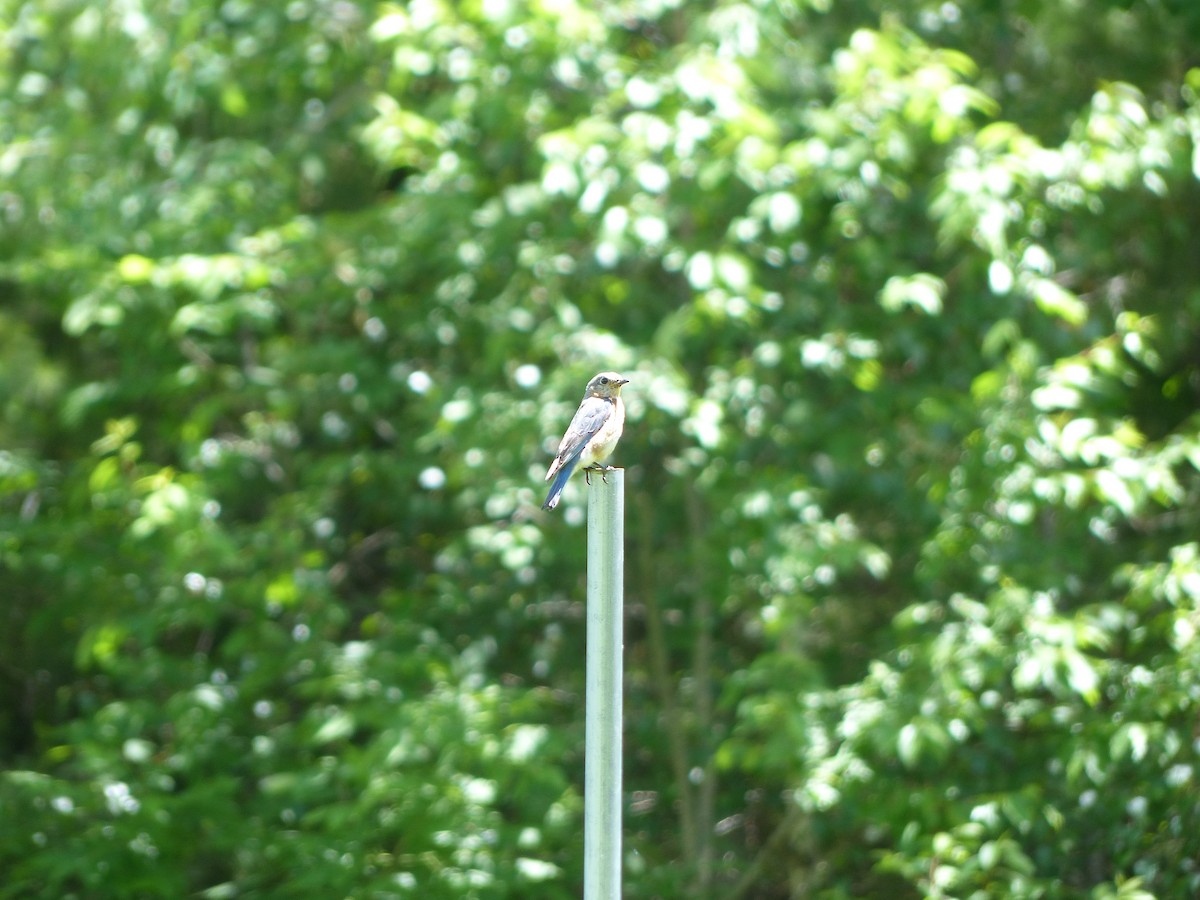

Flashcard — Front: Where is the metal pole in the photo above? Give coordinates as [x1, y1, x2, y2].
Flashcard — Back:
[584, 468, 624, 899]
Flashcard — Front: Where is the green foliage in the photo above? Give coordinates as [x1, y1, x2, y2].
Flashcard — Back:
[3, 0, 1200, 897]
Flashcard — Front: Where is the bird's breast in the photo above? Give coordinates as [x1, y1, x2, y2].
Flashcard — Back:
[580, 398, 624, 467]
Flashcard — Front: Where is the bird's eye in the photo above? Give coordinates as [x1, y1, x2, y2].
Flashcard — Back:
[600, 377, 609, 384]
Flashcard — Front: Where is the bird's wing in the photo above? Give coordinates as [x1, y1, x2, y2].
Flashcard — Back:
[545, 397, 610, 480]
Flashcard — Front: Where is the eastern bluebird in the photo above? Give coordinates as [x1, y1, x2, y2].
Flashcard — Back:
[542, 371, 630, 510]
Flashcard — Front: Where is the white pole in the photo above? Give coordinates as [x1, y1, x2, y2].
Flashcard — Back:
[584, 468, 624, 899]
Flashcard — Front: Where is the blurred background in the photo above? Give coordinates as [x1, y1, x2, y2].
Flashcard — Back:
[2, 0, 1200, 897]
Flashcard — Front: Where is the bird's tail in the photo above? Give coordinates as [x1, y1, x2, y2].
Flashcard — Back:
[542, 459, 578, 510]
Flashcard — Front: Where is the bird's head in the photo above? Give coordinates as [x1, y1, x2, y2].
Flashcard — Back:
[585, 371, 630, 399]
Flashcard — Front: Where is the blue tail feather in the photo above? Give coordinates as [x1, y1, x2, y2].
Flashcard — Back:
[542, 458, 579, 510]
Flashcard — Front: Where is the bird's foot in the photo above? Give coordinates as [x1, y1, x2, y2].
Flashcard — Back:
[584, 464, 615, 484]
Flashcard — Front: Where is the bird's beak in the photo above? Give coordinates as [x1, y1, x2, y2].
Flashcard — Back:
[617, 377, 630, 386]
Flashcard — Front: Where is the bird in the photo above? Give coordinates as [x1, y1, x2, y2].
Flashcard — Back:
[542, 371, 630, 510]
